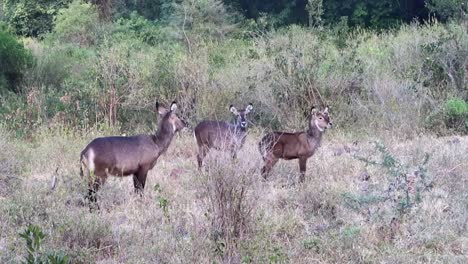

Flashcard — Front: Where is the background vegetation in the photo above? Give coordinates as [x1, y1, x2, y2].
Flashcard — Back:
[0, 0, 467, 263]
[1, 0, 467, 135]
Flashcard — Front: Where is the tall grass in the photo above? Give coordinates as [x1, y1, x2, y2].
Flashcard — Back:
[1, 127, 467, 263]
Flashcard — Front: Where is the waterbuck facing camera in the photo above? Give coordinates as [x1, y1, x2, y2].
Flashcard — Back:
[194, 103, 253, 169]
[79, 101, 185, 204]
[258, 106, 332, 183]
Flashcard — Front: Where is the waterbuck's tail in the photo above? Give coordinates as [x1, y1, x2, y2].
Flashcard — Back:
[79, 150, 85, 178]
[79, 156, 84, 177]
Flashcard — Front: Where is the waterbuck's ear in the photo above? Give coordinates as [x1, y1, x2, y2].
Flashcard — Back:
[245, 103, 253, 114]
[170, 101, 178, 112]
[323, 106, 329, 115]
[311, 106, 318, 116]
[156, 102, 168, 115]
[230, 105, 238, 115]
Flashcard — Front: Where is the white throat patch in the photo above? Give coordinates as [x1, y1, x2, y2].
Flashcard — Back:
[315, 119, 324, 132]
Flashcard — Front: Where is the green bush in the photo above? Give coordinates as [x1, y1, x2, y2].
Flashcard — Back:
[0, 30, 33, 93]
[426, 0, 467, 21]
[3, 0, 72, 37]
[444, 98, 468, 133]
[113, 12, 169, 46]
[446, 98, 468, 116]
[52, 0, 99, 46]
[19, 224, 70, 264]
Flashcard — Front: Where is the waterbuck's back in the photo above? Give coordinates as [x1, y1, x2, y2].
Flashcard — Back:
[259, 132, 315, 160]
[194, 121, 243, 150]
[81, 135, 157, 176]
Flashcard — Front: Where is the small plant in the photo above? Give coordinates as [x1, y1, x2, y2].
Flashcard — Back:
[355, 142, 433, 217]
[303, 237, 321, 252]
[154, 183, 171, 221]
[19, 224, 70, 264]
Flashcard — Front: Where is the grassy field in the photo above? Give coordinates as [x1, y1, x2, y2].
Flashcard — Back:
[0, 126, 467, 263]
[1, 1, 467, 263]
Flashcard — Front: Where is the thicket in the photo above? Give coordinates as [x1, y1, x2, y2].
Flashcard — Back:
[0, 0, 467, 137]
[0, 29, 33, 93]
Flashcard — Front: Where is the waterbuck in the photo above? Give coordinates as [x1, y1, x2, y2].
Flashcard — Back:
[259, 106, 332, 182]
[194, 104, 253, 169]
[80, 102, 185, 203]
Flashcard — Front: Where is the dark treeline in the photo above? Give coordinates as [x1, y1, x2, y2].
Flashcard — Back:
[224, 0, 429, 28]
[1, 0, 466, 38]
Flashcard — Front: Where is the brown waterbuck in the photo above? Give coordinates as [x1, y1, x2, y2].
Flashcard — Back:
[258, 106, 332, 182]
[80, 102, 185, 203]
[194, 104, 253, 169]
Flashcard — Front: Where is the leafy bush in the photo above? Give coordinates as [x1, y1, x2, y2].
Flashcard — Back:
[53, 0, 99, 46]
[0, 29, 33, 93]
[425, 97, 468, 134]
[444, 98, 468, 132]
[113, 11, 169, 46]
[2, 0, 72, 37]
[426, 0, 468, 21]
[19, 224, 70, 264]
[197, 154, 257, 262]
[353, 142, 433, 219]
[169, 0, 238, 45]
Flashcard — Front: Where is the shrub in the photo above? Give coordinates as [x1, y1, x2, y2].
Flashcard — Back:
[53, 0, 99, 46]
[444, 98, 468, 132]
[19, 224, 70, 264]
[426, 0, 468, 21]
[353, 142, 433, 218]
[197, 154, 258, 262]
[168, 0, 238, 48]
[113, 12, 170, 46]
[0, 30, 33, 93]
[2, 0, 72, 37]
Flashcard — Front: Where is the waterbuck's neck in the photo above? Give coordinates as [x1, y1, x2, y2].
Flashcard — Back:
[307, 121, 323, 141]
[152, 122, 175, 153]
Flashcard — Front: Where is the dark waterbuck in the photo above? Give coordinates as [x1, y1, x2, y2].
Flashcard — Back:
[258, 106, 332, 182]
[80, 102, 185, 202]
[194, 104, 253, 169]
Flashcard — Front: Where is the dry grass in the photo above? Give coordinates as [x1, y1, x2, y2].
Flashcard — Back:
[0, 127, 467, 263]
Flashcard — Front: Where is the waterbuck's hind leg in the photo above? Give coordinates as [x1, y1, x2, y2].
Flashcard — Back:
[86, 170, 106, 210]
[197, 146, 209, 170]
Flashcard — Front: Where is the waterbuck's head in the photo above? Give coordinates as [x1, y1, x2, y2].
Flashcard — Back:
[230, 103, 253, 129]
[310, 106, 332, 132]
[157, 101, 186, 133]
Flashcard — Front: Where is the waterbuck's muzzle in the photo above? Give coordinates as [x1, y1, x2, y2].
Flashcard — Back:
[327, 122, 333, 129]
[241, 121, 247, 128]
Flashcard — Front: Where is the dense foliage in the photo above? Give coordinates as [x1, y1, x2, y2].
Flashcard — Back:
[0, 29, 32, 93]
[2, 0, 466, 38]
[2, 0, 72, 36]
[0, 0, 467, 136]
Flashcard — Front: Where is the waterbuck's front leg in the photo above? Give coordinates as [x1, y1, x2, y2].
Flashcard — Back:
[298, 158, 307, 183]
[133, 169, 148, 194]
[261, 154, 279, 180]
[230, 146, 238, 160]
